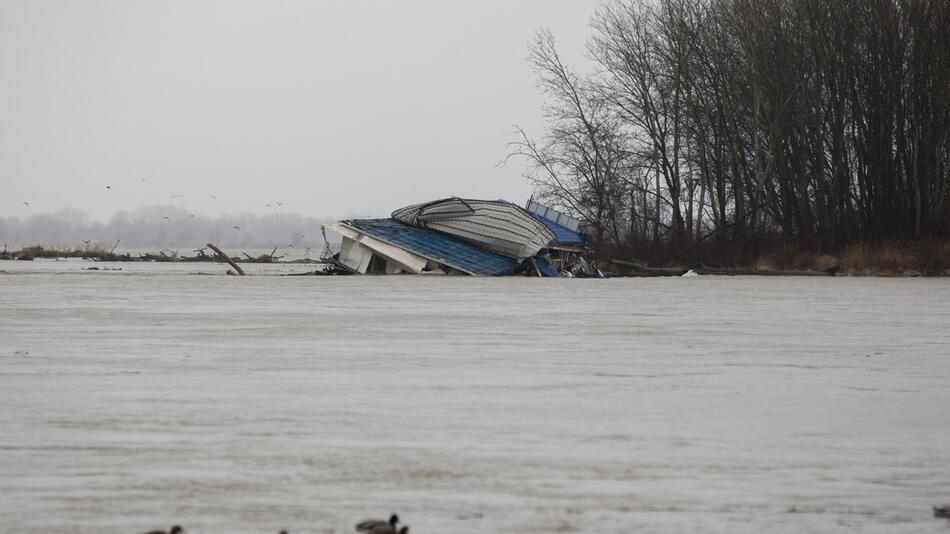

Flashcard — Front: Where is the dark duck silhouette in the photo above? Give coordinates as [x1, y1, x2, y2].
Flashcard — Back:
[356, 514, 408, 534]
[145, 526, 183, 534]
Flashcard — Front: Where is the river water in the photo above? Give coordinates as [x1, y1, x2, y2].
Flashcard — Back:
[1, 261, 948, 533]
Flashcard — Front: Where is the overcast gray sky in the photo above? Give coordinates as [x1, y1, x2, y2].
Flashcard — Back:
[1, 1, 597, 221]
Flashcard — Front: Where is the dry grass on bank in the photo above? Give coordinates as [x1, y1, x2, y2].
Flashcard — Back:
[2, 244, 114, 261]
[838, 239, 950, 276]
[755, 239, 950, 276]
[617, 236, 950, 276]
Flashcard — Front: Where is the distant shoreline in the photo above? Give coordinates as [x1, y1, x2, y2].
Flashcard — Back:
[0, 244, 321, 266]
[3, 242, 948, 277]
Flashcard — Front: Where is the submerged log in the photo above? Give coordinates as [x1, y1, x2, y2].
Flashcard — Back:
[609, 258, 838, 277]
[207, 243, 245, 276]
[692, 263, 838, 276]
[609, 259, 689, 277]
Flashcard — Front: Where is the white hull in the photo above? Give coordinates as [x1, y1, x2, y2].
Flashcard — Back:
[391, 198, 554, 259]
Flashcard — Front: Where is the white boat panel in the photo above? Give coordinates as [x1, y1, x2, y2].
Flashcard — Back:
[338, 236, 373, 273]
[391, 198, 554, 259]
[325, 222, 428, 274]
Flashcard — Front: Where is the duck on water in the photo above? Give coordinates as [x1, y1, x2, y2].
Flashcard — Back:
[356, 514, 408, 534]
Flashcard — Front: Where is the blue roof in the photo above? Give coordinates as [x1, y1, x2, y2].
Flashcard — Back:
[343, 218, 520, 276]
[529, 213, 587, 246]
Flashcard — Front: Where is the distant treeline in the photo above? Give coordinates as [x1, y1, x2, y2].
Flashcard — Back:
[513, 0, 950, 258]
[0, 207, 339, 250]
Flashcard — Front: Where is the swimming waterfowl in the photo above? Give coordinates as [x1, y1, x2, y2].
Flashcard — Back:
[356, 514, 408, 534]
[357, 523, 407, 534]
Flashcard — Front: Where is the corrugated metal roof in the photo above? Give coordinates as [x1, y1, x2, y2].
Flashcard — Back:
[342, 218, 520, 276]
[529, 212, 587, 246]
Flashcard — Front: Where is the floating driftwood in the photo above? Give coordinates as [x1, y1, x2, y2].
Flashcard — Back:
[207, 243, 245, 276]
[609, 258, 838, 277]
[692, 263, 838, 276]
[241, 246, 284, 263]
[609, 259, 688, 277]
[284, 269, 329, 276]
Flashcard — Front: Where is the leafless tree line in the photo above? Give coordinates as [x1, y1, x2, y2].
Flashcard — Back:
[511, 0, 950, 255]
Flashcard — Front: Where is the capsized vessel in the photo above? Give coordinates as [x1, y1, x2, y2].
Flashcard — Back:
[391, 197, 554, 259]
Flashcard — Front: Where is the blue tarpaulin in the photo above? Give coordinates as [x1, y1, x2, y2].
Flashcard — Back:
[529, 213, 586, 246]
[343, 218, 520, 276]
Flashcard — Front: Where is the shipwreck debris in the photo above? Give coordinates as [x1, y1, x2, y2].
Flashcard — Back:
[322, 197, 601, 277]
[392, 197, 554, 259]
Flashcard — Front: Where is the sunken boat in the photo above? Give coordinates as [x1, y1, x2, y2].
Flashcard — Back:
[322, 197, 600, 277]
[391, 197, 554, 259]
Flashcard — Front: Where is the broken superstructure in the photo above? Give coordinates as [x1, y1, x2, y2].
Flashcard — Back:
[322, 197, 601, 277]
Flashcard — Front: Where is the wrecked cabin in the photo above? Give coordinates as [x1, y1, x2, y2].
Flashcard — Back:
[323, 197, 599, 277]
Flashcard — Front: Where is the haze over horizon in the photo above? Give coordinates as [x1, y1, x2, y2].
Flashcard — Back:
[1, 1, 597, 222]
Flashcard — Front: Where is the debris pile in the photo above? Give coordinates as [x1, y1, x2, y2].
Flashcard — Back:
[322, 197, 601, 277]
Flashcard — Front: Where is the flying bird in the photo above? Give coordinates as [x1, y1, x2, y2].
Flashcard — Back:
[171, 194, 184, 199]
[209, 194, 216, 199]
[265, 203, 272, 207]
[189, 214, 195, 218]
[140, 177, 147, 182]
[276, 201, 283, 206]
[82, 240, 91, 245]
[232, 225, 240, 230]
[23, 201, 29, 207]
[162, 216, 171, 221]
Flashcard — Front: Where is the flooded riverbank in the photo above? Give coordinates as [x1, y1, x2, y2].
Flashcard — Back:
[1, 266, 948, 533]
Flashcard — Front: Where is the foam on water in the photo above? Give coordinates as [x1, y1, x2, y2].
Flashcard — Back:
[1, 264, 948, 533]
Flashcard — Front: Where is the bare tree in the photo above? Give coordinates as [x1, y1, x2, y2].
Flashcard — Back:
[513, 0, 950, 260]
[508, 29, 629, 248]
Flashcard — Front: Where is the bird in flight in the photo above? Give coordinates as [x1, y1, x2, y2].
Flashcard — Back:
[171, 194, 184, 199]
[265, 203, 272, 207]
[140, 177, 147, 182]
[106, 185, 111, 189]
[232, 225, 240, 230]
[209, 194, 216, 200]
[189, 214, 195, 218]
[276, 201, 283, 206]
[23, 201, 30, 207]
[82, 240, 91, 245]
[162, 216, 171, 221]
